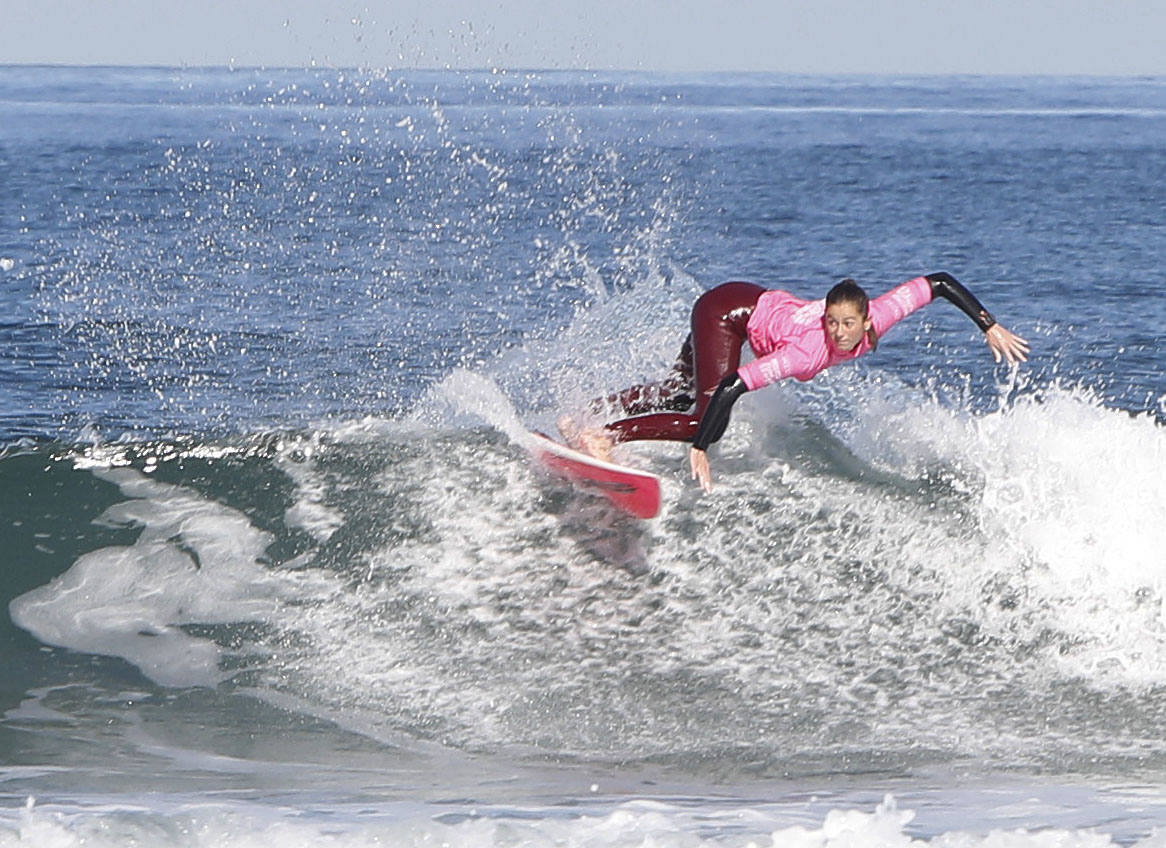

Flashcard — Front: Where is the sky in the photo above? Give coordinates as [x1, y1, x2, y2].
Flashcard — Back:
[2, 0, 1164, 76]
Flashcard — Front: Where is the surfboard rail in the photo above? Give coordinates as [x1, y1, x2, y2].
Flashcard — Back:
[528, 432, 662, 519]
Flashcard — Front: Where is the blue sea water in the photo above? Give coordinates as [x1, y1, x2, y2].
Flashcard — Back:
[1, 66, 1165, 846]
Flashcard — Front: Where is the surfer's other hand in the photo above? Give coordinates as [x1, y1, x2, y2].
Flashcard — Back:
[985, 323, 1030, 364]
[690, 447, 713, 493]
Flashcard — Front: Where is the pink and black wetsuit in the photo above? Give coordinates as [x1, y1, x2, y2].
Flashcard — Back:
[599, 272, 996, 448]
[739, 275, 933, 388]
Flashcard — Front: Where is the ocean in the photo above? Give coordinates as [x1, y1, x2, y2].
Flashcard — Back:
[1, 65, 1164, 846]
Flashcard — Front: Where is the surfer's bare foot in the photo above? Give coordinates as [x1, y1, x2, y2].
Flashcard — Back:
[578, 428, 615, 462]
[558, 415, 614, 461]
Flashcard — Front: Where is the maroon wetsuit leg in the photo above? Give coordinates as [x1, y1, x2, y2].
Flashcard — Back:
[603, 281, 763, 443]
[590, 335, 695, 416]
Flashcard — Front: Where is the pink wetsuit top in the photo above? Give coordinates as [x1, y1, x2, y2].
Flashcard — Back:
[738, 276, 934, 391]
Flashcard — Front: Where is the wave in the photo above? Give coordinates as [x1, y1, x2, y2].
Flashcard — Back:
[6, 343, 1165, 779]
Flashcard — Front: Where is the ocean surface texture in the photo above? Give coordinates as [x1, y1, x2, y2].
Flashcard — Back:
[1, 67, 1164, 847]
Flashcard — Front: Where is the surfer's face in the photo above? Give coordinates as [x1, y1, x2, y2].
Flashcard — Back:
[824, 301, 871, 353]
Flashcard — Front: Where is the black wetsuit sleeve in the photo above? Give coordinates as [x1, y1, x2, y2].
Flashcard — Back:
[691, 374, 749, 451]
[926, 272, 997, 332]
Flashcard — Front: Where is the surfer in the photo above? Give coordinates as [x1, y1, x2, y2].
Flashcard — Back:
[564, 272, 1029, 492]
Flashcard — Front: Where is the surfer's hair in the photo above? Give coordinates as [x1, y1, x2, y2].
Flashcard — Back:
[826, 278, 878, 351]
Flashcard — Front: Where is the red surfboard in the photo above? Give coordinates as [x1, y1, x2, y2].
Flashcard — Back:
[529, 432, 662, 519]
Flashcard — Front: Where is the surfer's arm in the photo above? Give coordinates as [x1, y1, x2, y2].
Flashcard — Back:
[925, 271, 996, 330]
[689, 373, 749, 492]
[925, 272, 1029, 364]
[692, 374, 748, 451]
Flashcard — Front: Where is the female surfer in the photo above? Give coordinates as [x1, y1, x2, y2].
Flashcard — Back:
[566, 272, 1029, 492]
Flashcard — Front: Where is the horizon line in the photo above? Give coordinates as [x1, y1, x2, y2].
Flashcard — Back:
[2, 62, 1163, 81]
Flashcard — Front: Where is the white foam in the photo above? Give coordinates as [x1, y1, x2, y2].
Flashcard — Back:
[274, 435, 345, 542]
[0, 795, 1159, 848]
[845, 378, 1166, 687]
[973, 390, 1166, 685]
[9, 467, 330, 688]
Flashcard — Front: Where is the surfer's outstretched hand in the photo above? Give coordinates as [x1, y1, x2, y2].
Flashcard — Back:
[985, 324, 1030, 364]
[690, 447, 713, 493]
